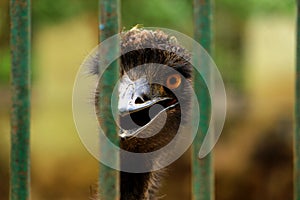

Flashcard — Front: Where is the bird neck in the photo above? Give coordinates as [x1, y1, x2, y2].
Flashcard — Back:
[120, 171, 161, 200]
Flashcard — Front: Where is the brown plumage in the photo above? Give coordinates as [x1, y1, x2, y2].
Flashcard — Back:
[92, 28, 193, 200]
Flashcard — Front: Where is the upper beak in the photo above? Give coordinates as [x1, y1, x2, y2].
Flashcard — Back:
[118, 76, 168, 116]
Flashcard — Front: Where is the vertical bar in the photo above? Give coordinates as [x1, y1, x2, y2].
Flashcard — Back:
[98, 0, 120, 199]
[295, 1, 300, 199]
[10, 0, 31, 200]
[192, 0, 214, 200]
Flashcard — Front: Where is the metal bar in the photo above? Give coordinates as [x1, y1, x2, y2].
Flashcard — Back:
[192, 0, 214, 200]
[98, 0, 120, 199]
[295, 1, 300, 199]
[9, 0, 31, 200]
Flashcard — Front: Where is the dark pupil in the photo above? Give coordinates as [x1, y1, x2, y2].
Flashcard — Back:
[169, 77, 177, 85]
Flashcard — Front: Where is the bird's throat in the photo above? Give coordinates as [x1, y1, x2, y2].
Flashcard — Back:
[120, 171, 162, 200]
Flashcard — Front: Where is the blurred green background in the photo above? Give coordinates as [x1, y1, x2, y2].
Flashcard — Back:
[0, 0, 296, 199]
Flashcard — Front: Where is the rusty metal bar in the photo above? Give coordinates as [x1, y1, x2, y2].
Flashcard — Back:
[9, 0, 31, 199]
[192, 0, 214, 200]
[98, 0, 120, 199]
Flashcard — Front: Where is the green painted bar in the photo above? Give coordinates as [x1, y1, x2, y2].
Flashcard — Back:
[295, 1, 300, 200]
[192, 0, 214, 200]
[98, 0, 120, 199]
[9, 0, 31, 200]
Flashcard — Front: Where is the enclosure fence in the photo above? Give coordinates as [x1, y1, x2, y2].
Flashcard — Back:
[295, 1, 300, 200]
[9, 0, 300, 200]
[10, 0, 31, 200]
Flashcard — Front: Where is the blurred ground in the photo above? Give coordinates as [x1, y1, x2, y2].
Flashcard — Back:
[0, 1, 296, 199]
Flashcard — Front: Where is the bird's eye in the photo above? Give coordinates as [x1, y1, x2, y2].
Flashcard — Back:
[166, 74, 181, 89]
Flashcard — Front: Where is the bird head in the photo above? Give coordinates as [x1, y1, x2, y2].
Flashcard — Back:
[117, 29, 193, 150]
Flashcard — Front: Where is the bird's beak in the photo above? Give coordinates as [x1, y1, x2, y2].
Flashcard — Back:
[118, 79, 164, 116]
[118, 77, 167, 116]
[118, 75, 176, 138]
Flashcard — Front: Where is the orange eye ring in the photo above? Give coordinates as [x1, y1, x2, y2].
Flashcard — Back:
[166, 74, 181, 89]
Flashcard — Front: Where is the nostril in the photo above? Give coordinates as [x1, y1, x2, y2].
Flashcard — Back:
[135, 95, 150, 104]
[135, 97, 145, 104]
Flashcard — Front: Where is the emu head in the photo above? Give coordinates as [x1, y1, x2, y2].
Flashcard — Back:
[116, 29, 193, 152]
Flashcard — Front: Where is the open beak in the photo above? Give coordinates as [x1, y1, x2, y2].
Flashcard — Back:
[118, 76, 178, 138]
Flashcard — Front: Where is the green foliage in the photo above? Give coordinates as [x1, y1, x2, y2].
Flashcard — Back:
[32, 0, 97, 26]
[0, 50, 10, 84]
[122, 0, 193, 34]
[30, 0, 295, 26]
[216, 0, 295, 19]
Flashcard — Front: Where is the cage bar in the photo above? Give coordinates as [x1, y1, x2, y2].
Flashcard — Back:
[98, 0, 121, 199]
[295, 1, 300, 200]
[192, 0, 214, 200]
[9, 0, 31, 199]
